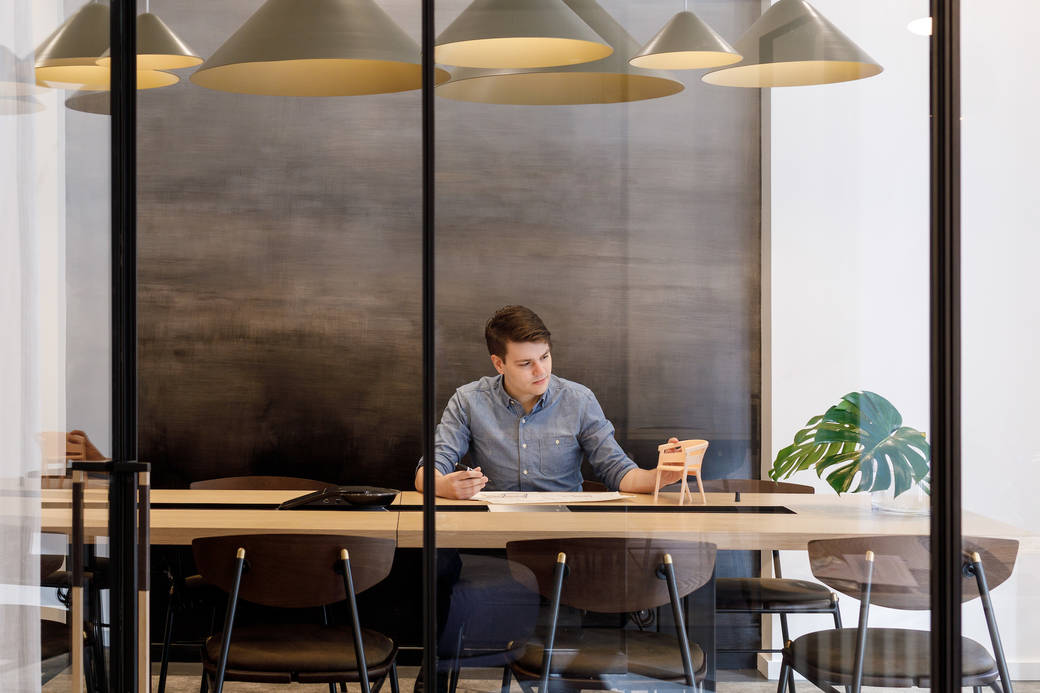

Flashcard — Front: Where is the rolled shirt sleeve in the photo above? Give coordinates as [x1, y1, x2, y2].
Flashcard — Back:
[578, 391, 638, 491]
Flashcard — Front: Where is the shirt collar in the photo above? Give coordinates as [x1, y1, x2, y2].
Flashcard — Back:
[493, 374, 555, 413]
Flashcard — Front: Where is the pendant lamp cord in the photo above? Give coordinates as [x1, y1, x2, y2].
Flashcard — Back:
[683, 0, 687, 11]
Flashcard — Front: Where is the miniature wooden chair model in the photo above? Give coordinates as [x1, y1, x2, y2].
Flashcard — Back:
[654, 439, 709, 504]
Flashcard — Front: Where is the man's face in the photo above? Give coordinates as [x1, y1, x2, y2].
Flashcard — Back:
[491, 340, 552, 403]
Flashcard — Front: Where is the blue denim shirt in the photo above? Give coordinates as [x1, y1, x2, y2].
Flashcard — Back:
[418, 374, 637, 492]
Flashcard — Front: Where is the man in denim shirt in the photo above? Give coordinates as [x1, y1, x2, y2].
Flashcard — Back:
[415, 305, 684, 498]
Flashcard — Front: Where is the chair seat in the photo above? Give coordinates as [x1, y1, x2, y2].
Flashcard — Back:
[513, 628, 705, 681]
[204, 623, 395, 675]
[41, 619, 71, 661]
[790, 627, 998, 687]
[716, 577, 835, 611]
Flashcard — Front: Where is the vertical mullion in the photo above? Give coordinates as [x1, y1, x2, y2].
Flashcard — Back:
[421, 0, 437, 688]
[110, 0, 139, 689]
[929, 0, 962, 691]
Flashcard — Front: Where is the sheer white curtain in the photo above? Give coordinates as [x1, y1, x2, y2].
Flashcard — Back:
[1, 0, 66, 690]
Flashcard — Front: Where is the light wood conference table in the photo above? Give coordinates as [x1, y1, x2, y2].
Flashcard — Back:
[41, 488, 1035, 550]
[38, 487, 1035, 693]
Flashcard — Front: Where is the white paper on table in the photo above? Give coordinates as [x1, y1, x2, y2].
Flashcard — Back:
[472, 491, 633, 504]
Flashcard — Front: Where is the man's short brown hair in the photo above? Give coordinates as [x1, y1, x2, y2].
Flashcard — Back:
[485, 305, 552, 359]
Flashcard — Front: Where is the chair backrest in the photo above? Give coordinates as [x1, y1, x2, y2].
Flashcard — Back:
[700, 479, 814, 494]
[192, 534, 396, 608]
[190, 475, 332, 490]
[506, 537, 716, 613]
[41, 554, 65, 580]
[808, 535, 1019, 610]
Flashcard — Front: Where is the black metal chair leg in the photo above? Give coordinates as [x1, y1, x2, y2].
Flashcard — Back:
[974, 687, 984, 693]
[449, 664, 462, 693]
[200, 669, 209, 693]
[158, 584, 176, 693]
[776, 661, 789, 693]
[390, 661, 400, 693]
[829, 607, 851, 693]
[214, 548, 247, 693]
[779, 613, 796, 693]
[341, 682, 349, 692]
[500, 665, 512, 693]
[88, 579, 108, 693]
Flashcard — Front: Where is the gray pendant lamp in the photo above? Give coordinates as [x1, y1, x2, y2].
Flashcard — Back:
[630, 9, 740, 70]
[702, 0, 882, 87]
[35, 1, 110, 88]
[65, 89, 109, 114]
[435, 0, 611, 69]
[191, 0, 448, 96]
[437, 0, 682, 105]
[96, 11, 202, 70]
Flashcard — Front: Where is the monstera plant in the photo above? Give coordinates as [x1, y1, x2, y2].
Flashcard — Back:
[769, 391, 930, 497]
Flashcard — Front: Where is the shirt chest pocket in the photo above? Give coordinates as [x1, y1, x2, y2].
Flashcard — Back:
[538, 435, 581, 476]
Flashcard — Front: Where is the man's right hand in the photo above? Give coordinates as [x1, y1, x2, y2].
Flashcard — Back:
[416, 466, 489, 499]
[436, 467, 488, 499]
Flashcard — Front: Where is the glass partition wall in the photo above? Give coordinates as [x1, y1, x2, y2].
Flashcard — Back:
[5, 0, 1028, 691]
[5, 0, 117, 690]
[961, 1, 1039, 690]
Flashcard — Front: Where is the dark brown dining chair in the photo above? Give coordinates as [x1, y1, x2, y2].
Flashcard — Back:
[193, 533, 399, 693]
[158, 475, 334, 693]
[703, 480, 840, 692]
[190, 475, 333, 490]
[778, 535, 1018, 693]
[505, 537, 717, 693]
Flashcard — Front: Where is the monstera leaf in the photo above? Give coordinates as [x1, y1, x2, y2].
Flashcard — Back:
[769, 391, 930, 497]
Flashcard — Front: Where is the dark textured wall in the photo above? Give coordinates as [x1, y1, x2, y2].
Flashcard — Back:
[137, 0, 760, 491]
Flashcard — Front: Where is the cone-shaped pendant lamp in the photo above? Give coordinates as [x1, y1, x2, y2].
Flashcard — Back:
[437, 0, 681, 105]
[97, 12, 202, 70]
[35, 2, 110, 88]
[702, 0, 881, 87]
[76, 69, 180, 90]
[65, 89, 107, 114]
[629, 10, 740, 70]
[435, 0, 611, 69]
[191, 0, 448, 96]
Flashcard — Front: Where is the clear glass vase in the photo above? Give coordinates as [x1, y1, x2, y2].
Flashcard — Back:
[871, 483, 930, 515]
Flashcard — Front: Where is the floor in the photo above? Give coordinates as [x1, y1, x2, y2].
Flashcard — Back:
[40, 663, 1040, 692]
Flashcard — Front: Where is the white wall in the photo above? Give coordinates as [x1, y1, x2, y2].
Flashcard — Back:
[766, 0, 1040, 680]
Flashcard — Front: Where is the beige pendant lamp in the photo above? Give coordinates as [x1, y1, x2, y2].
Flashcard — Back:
[702, 0, 881, 87]
[435, 0, 611, 69]
[96, 11, 202, 70]
[630, 9, 740, 70]
[35, 1, 110, 88]
[437, 0, 682, 105]
[191, 0, 448, 96]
